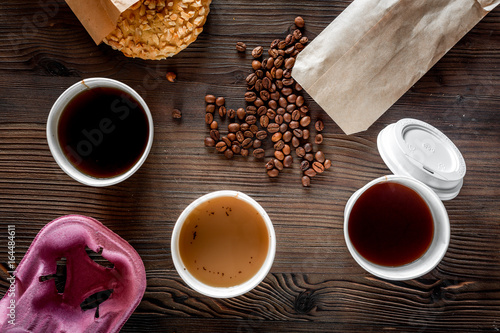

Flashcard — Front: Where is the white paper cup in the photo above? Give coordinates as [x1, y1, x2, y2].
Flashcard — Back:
[344, 175, 450, 280]
[46, 78, 154, 187]
[171, 190, 276, 298]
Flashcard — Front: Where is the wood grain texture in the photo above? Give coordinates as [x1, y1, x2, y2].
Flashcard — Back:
[1, 0, 499, 332]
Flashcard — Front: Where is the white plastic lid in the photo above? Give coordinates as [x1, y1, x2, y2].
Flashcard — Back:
[377, 118, 466, 200]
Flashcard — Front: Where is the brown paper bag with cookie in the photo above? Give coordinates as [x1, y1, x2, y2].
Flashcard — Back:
[65, 0, 211, 60]
[292, 0, 499, 135]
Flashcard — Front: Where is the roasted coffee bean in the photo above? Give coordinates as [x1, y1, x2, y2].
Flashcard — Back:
[296, 95, 304, 107]
[294, 43, 305, 52]
[277, 107, 286, 115]
[271, 132, 282, 143]
[253, 148, 265, 159]
[241, 149, 249, 157]
[260, 90, 270, 101]
[257, 105, 267, 116]
[228, 108, 236, 119]
[286, 104, 296, 113]
[283, 131, 293, 142]
[303, 129, 310, 140]
[246, 105, 257, 115]
[242, 138, 253, 149]
[275, 114, 284, 125]
[304, 153, 314, 162]
[315, 120, 325, 132]
[279, 97, 288, 108]
[281, 87, 293, 96]
[262, 77, 272, 90]
[216, 97, 225, 106]
[289, 121, 299, 130]
[315, 151, 326, 163]
[240, 123, 249, 132]
[275, 68, 283, 80]
[285, 57, 296, 69]
[324, 159, 332, 169]
[254, 98, 265, 108]
[224, 149, 234, 159]
[246, 73, 258, 85]
[300, 116, 311, 127]
[267, 123, 280, 133]
[206, 104, 215, 113]
[210, 129, 220, 141]
[237, 108, 246, 120]
[245, 115, 257, 125]
[279, 123, 288, 133]
[205, 113, 213, 124]
[266, 108, 276, 120]
[300, 160, 310, 171]
[291, 109, 301, 121]
[268, 48, 279, 58]
[215, 141, 227, 152]
[270, 38, 280, 49]
[245, 91, 257, 102]
[282, 144, 291, 155]
[277, 40, 287, 49]
[261, 58, 268, 70]
[293, 128, 303, 138]
[232, 144, 241, 154]
[283, 155, 293, 168]
[244, 130, 254, 138]
[252, 46, 263, 58]
[274, 140, 285, 151]
[255, 69, 264, 78]
[274, 150, 284, 161]
[295, 16, 305, 28]
[205, 94, 216, 103]
[301, 175, 311, 187]
[292, 29, 302, 40]
[172, 109, 182, 119]
[274, 158, 284, 171]
[218, 106, 227, 117]
[285, 45, 295, 55]
[285, 34, 295, 46]
[274, 55, 284, 68]
[223, 136, 232, 146]
[304, 168, 316, 178]
[265, 159, 275, 170]
[304, 142, 313, 153]
[268, 99, 278, 109]
[315, 134, 324, 144]
[283, 113, 292, 123]
[266, 57, 274, 70]
[236, 131, 245, 142]
[287, 94, 297, 104]
[256, 130, 268, 140]
[252, 60, 262, 70]
[312, 161, 325, 173]
[253, 139, 262, 149]
[228, 123, 240, 133]
[210, 121, 218, 130]
[267, 168, 279, 178]
[260, 115, 270, 128]
[300, 105, 309, 114]
[236, 41, 247, 52]
[296, 147, 306, 157]
[204, 137, 215, 147]
[295, 82, 303, 91]
[300, 36, 308, 44]
[282, 77, 294, 86]
[292, 136, 300, 148]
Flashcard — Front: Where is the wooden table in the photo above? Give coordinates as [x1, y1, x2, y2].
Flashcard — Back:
[1, 0, 499, 332]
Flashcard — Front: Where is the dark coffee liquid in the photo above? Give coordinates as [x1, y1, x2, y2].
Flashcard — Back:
[348, 182, 434, 267]
[58, 87, 149, 178]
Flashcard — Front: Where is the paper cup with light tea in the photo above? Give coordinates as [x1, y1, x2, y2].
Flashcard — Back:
[171, 191, 276, 298]
[344, 118, 466, 280]
[46, 78, 154, 187]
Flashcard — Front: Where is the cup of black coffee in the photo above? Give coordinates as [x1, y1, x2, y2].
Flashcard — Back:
[46, 78, 154, 186]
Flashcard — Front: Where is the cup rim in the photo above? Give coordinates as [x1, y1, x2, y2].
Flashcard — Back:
[171, 190, 276, 298]
[344, 175, 450, 280]
[46, 78, 154, 187]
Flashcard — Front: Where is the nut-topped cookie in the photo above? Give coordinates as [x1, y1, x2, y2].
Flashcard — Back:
[103, 0, 211, 60]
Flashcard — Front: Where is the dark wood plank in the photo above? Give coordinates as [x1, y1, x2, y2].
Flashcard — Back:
[0, 0, 499, 331]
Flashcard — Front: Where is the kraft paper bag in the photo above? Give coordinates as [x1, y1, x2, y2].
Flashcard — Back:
[292, 0, 500, 135]
[65, 0, 137, 44]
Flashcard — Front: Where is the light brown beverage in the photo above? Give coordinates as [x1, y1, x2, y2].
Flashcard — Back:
[179, 196, 269, 288]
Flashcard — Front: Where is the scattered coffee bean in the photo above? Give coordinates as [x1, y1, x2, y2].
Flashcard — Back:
[215, 141, 227, 153]
[324, 159, 332, 169]
[205, 113, 213, 125]
[205, 94, 216, 103]
[312, 161, 325, 173]
[315, 134, 323, 144]
[172, 109, 182, 119]
[315, 120, 325, 132]
[236, 41, 247, 52]
[228, 123, 240, 133]
[300, 160, 310, 171]
[224, 149, 234, 159]
[267, 168, 279, 178]
[253, 148, 265, 159]
[301, 175, 311, 187]
[304, 168, 316, 178]
[283, 155, 293, 168]
[204, 137, 215, 147]
[295, 16, 305, 28]
[252, 46, 264, 58]
[166, 71, 177, 82]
